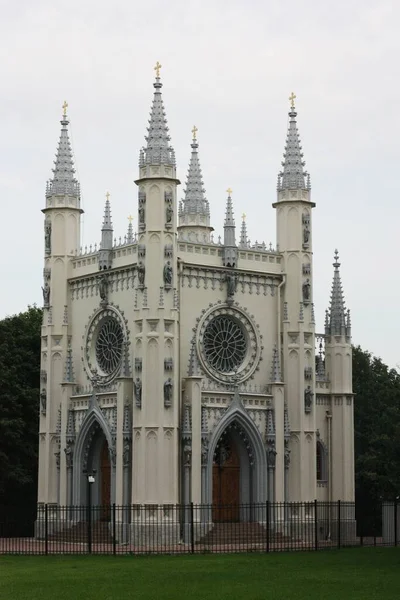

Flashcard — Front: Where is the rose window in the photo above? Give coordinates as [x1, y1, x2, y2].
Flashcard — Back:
[95, 318, 124, 375]
[203, 315, 247, 373]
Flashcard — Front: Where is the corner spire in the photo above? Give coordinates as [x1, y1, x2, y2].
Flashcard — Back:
[141, 62, 175, 167]
[326, 250, 351, 337]
[99, 191, 113, 270]
[239, 213, 248, 248]
[270, 344, 282, 383]
[102, 191, 113, 230]
[126, 215, 134, 244]
[222, 189, 237, 267]
[277, 93, 311, 192]
[46, 102, 80, 198]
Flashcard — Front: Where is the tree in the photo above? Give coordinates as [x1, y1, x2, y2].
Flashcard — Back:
[0, 306, 42, 518]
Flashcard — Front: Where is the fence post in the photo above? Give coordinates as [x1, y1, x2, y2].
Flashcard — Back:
[337, 500, 341, 550]
[266, 501, 270, 553]
[190, 503, 195, 554]
[113, 504, 117, 556]
[314, 499, 318, 551]
[394, 497, 398, 547]
[45, 504, 48, 556]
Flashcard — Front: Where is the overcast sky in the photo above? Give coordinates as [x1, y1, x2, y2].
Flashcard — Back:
[1, 0, 399, 367]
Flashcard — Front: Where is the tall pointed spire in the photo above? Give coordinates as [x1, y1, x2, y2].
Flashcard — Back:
[326, 250, 350, 337]
[222, 189, 237, 267]
[277, 93, 310, 192]
[178, 127, 213, 242]
[239, 213, 248, 248]
[99, 191, 113, 270]
[127, 215, 134, 244]
[46, 101, 80, 199]
[141, 62, 175, 167]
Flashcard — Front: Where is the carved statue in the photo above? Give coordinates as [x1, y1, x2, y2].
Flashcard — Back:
[42, 281, 50, 306]
[303, 226, 310, 245]
[302, 278, 311, 302]
[163, 261, 173, 286]
[137, 262, 145, 286]
[64, 444, 73, 469]
[91, 368, 101, 392]
[201, 439, 209, 466]
[304, 385, 313, 411]
[226, 272, 236, 298]
[166, 202, 173, 223]
[284, 444, 291, 469]
[45, 221, 51, 253]
[123, 442, 131, 468]
[139, 204, 145, 225]
[267, 445, 277, 468]
[164, 377, 173, 407]
[134, 378, 142, 407]
[183, 440, 192, 467]
[98, 274, 108, 303]
[40, 389, 46, 414]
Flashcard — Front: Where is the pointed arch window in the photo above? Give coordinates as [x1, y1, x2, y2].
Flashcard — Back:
[316, 440, 328, 482]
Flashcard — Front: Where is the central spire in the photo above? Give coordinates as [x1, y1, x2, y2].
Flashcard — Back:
[46, 102, 80, 198]
[140, 62, 175, 167]
[277, 93, 311, 192]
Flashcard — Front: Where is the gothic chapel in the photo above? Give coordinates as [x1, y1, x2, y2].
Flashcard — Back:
[37, 65, 354, 534]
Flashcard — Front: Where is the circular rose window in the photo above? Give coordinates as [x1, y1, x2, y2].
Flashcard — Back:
[84, 307, 127, 384]
[95, 318, 124, 375]
[203, 315, 247, 373]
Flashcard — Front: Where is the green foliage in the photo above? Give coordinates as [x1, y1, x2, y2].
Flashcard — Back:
[353, 345, 400, 506]
[0, 306, 42, 512]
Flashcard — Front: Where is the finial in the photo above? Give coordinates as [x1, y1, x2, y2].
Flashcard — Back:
[191, 125, 198, 140]
[128, 214, 134, 223]
[154, 61, 162, 78]
[106, 191, 110, 202]
[242, 213, 246, 221]
[226, 187, 233, 196]
[62, 100, 68, 116]
[289, 92, 296, 108]
[333, 248, 340, 268]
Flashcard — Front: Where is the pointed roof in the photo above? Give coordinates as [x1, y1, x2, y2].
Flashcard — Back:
[239, 214, 248, 248]
[181, 127, 210, 217]
[102, 192, 113, 231]
[46, 102, 80, 197]
[127, 215, 134, 243]
[326, 249, 350, 336]
[224, 189, 235, 227]
[278, 94, 310, 191]
[270, 345, 282, 383]
[141, 64, 175, 167]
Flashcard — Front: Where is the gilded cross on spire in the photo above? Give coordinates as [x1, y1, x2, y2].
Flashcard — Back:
[154, 61, 162, 78]
[192, 125, 198, 140]
[62, 101, 68, 116]
[242, 213, 246, 221]
[289, 92, 296, 108]
[127, 214, 134, 223]
[226, 187, 233, 196]
[106, 191, 110, 202]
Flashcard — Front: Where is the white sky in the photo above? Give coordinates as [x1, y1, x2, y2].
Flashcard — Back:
[1, 0, 399, 367]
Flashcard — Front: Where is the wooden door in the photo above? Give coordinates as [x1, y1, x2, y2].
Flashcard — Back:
[100, 440, 111, 521]
[212, 437, 240, 522]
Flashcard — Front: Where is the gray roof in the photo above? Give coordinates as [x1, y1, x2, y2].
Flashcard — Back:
[140, 75, 175, 167]
[278, 102, 310, 191]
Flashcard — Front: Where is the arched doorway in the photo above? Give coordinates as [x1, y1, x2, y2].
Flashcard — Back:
[213, 434, 240, 521]
[100, 440, 111, 520]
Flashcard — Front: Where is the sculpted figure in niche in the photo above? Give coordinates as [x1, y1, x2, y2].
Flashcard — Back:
[137, 262, 145, 286]
[64, 444, 73, 469]
[304, 385, 313, 411]
[164, 377, 173, 407]
[267, 444, 277, 468]
[163, 261, 173, 286]
[45, 221, 51, 253]
[134, 378, 142, 407]
[183, 440, 192, 467]
[139, 203, 145, 225]
[40, 389, 47, 414]
[284, 444, 291, 468]
[98, 274, 108, 303]
[123, 442, 131, 468]
[302, 278, 311, 302]
[303, 226, 310, 245]
[225, 272, 237, 298]
[166, 202, 173, 224]
[42, 280, 50, 306]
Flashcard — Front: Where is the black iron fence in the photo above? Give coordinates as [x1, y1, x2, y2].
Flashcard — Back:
[0, 500, 399, 555]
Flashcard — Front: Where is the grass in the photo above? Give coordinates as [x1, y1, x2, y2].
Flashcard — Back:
[0, 548, 399, 599]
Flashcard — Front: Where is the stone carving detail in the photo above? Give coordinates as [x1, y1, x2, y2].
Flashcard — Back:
[163, 261, 173, 288]
[284, 440, 291, 469]
[64, 442, 74, 469]
[304, 385, 313, 413]
[266, 441, 277, 468]
[42, 270, 51, 307]
[302, 278, 311, 302]
[201, 438, 209, 466]
[303, 226, 310, 246]
[98, 273, 109, 306]
[40, 389, 47, 414]
[181, 266, 278, 296]
[164, 358, 173, 371]
[183, 439, 192, 467]
[225, 272, 237, 304]
[165, 191, 173, 225]
[164, 244, 173, 258]
[138, 244, 146, 259]
[123, 441, 131, 468]
[304, 366, 313, 380]
[45, 220, 51, 254]
[135, 358, 142, 371]
[164, 377, 173, 408]
[134, 378, 142, 408]
[138, 191, 146, 229]
[137, 262, 145, 287]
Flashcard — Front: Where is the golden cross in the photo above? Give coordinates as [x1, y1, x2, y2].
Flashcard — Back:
[242, 213, 246, 221]
[106, 191, 110, 202]
[127, 215, 134, 223]
[154, 61, 162, 78]
[226, 187, 233, 196]
[192, 125, 198, 139]
[62, 100, 68, 116]
[289, 92, 296, 108]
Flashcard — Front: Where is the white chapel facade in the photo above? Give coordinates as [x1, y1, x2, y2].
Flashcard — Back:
[37, 67, 354, 519]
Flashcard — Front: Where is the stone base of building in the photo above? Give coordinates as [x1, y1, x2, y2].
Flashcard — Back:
[128, 522, 182, 546]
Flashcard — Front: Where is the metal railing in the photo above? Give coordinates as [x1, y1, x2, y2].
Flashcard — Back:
[0, 500, 398, 555]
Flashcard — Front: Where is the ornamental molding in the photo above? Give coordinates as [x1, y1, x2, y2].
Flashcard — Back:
[181, 265, 280, 296]
[195, 301, 263, 384]
[82, 305, 130, 386]
[70, 267, 136, 301]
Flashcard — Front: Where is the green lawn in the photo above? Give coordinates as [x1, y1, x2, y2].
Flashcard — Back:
[0, 549, 399, 599]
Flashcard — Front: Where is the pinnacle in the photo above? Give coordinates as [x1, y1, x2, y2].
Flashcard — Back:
[270, 345, 282, 383]
[277, 99, 310, 191]
[141, 71, 175, 167]
[46, 107, 80, 198]
[102, 193, 113, 230]
[181, 130, 210, 218]
[326, 249, 350, 336]
[239, 215, 248, 248]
